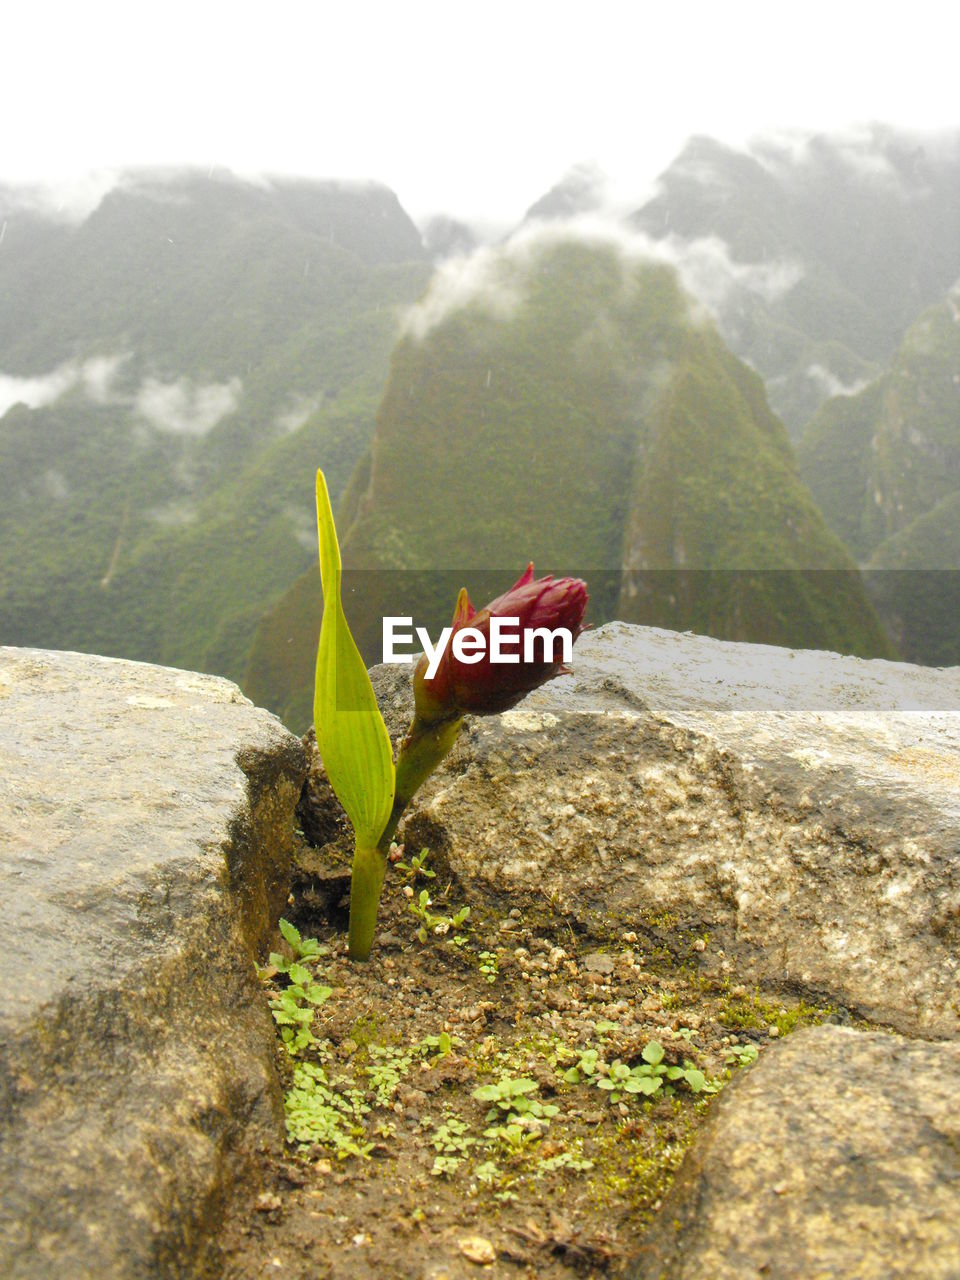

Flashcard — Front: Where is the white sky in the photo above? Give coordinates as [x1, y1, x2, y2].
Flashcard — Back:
[3, 0, 958, 226]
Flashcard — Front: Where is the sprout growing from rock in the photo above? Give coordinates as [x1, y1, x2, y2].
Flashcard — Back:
[313, 468, 588, 960]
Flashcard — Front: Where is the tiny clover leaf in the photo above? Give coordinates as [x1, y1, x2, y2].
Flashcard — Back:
[313, 469, 395, 853]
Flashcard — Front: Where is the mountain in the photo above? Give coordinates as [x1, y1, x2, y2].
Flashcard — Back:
[796, 288, 960, 664]
[0, 170, 431, 681]
[627, 127, 960, 432]
[798, 291, 960, 558]
[246, 229, 893, 731]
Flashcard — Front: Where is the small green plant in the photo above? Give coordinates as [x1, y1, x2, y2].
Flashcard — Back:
[430, 1116, 478, 1176]
[478, 950, 499, 983]
[392, 844, 436, 882]
[409, 888, 470, 943]
[535, 1147, 594, 1176]
[260, 919, 333, 1055]
[725, 1041, 760, 1068]
[473, 1076, 559, 1151]
[419, 1030, 455, 1057]
[284, 1061, 373, 1158]
[562, 1040, 710, 1103]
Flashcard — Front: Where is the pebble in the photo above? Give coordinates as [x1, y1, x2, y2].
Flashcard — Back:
[459, 1235, 497, 1265]
[583, 952, 615, 975]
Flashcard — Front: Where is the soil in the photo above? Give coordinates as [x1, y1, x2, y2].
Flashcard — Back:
[221, 839, 837, 1280]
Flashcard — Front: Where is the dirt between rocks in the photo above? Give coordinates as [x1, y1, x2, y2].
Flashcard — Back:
[220, 837, 847, 1280]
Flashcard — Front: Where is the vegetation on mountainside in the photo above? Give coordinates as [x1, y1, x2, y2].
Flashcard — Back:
[630, 129, 960, 432]
[0, 173, 430, 682]
[797, 293, 960, 665]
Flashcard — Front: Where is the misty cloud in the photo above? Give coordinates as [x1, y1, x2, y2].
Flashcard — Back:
[135, 376, 242, 435]
[0, 364, 80, 417]
[400, 244, 525, 340]
[0, 171, 122, 222]
[806, 363, 871, 400]
[400, 215, 803, 341]
[273, 395, 318, 434]
[0, 353, 128, 418]
[81, 354, 127, 402]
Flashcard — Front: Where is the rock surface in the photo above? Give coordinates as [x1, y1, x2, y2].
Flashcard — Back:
[632, 1025, 960, 1278]
[351, 623, 960, 1037]
[0, 647, 307, 1279]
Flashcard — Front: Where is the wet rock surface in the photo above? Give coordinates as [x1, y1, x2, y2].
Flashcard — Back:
[0, 647, 307, 1279]
[350, 622, 960, 1037]
[632, 1024, 960, 1279]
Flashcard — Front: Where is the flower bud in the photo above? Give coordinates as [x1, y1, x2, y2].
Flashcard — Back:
[413, 564, 588, 722]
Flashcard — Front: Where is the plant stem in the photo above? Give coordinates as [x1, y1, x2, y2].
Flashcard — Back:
[347, 713, 464, 961]
[348, 842, 388, 961]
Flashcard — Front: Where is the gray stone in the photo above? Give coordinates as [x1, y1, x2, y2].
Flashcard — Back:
[632, 1025, 960, 1279]
[353, 623, 960, 1036]
[0, 647, 307, 1279]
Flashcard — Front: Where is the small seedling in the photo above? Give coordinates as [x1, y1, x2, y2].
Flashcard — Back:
[473, 1076, 559, 1150]
[430, 1116, 478, 1176]
[725, 1042, 760, 1068]
[284, 1061, 373, 1159]
[419, 1030, 455, 1057]
[409, 889, 470, 943]
[392, 844, 437, 882]
[562, 1040, 709, 1103]
[478, 951, 499, 984]
[259, 919, 332, 1055]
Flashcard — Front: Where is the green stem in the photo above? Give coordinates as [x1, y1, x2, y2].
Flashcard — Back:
[347, 712, 464, 962]
[348, 842, 388, 961]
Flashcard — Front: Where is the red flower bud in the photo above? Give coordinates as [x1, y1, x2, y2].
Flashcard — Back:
[413, 564, 588, 722]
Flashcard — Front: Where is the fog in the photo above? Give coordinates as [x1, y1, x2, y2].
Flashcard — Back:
[401, 215, 805, 341]
[2, 2, 956, 226]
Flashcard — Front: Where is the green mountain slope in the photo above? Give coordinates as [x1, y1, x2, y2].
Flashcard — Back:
[798, 292, 960, 558]
[0, 171, 430, 682]
[627, 128, 960, 432]
[797, 290, 960, 665]
[247, 232, 892, 731]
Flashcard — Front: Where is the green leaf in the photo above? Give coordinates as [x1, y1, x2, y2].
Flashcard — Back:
[279, 919, 301, 951]
[313, 470, 395, 848]
[287, 963, 311, 986]
[684, 1068, 706, 1093]
[642, 1040, 665, 1066]
[635, 1077, 662, 1095]
[472, 1084, 501, 1102]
